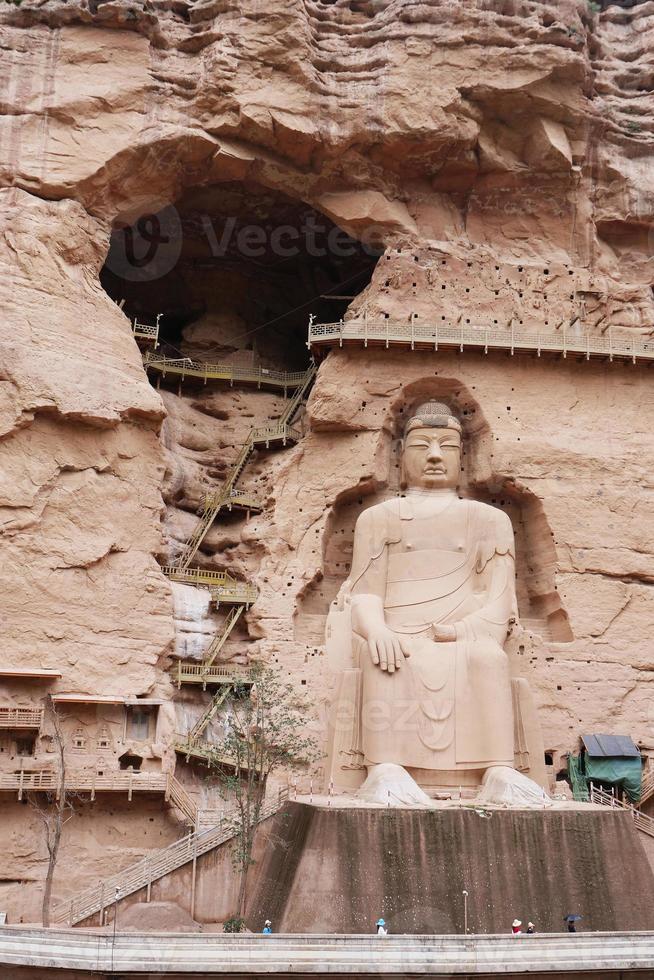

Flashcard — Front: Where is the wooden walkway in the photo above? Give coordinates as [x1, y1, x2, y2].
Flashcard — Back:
[0, 770, 196, 822]
[144, 352, 310, 392]
[161, 566, 258, 606]
[307, 319, 654, 364]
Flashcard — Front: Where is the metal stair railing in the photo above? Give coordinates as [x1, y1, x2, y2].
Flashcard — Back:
[307, 319, 654, 364]
[202, 607, 244, 673]
[165, 774, 197, 825]
[174, 363, 315, 570]
[52, 794, 285, 927]
[640, 770, 654, 806]
[590, 783, 654, 838]
[188, 687, 232, 742]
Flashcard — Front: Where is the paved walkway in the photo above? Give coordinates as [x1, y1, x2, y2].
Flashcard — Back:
[1, 928, 653, 974]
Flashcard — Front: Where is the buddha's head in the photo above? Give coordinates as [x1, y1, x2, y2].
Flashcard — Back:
[401, 402, 462, 491]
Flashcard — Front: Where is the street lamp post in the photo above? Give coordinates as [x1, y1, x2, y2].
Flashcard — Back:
[111, 886, 120, 972]
[462, 890, 469, 935]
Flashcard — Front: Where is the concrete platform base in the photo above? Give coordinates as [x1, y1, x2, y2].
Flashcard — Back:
[1, 929, 654, 976]
[247, 803, 654, 934]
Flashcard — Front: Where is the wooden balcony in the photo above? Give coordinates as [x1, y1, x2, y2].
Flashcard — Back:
[173, 662, 254, 688]
[0, 707, 43, 729]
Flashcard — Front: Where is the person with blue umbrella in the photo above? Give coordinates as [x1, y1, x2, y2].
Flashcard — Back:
[564, 914, 582, 933]
[376, 918, 388, 936]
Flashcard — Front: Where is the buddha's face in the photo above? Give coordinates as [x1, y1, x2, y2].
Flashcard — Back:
[402, 425, 461, 490]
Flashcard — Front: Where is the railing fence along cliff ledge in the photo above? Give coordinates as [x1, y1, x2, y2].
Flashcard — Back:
[307, 319, 654, 364]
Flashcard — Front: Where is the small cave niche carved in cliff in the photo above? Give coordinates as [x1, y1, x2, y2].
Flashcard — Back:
[295, 382, 572, 645]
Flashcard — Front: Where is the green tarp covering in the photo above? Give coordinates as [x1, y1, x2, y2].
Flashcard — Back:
[568, 753, 589, 802]
[584, 755, 642, 803]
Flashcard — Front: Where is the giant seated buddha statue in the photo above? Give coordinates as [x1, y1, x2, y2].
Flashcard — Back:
[325, 401, 547, 803]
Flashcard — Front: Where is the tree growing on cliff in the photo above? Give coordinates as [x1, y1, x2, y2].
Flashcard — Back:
[207, 665, 320, 922]
[27, 696, 78, 928]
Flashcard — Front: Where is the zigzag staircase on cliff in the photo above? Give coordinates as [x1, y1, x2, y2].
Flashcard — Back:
[173, 611, 248, 688]
[175, 363, 316, 570]
[174, 664, 254, 764]
[52, 792, 286, 927]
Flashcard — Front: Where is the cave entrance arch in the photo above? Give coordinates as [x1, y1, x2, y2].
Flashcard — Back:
[100, 181, 380, 371]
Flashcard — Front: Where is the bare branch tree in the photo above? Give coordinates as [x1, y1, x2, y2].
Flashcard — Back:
[26, 695, 78, 927]
[205, 665, 321, 923]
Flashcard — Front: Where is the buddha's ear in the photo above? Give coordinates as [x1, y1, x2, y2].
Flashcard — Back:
[399, 453, 408, 490]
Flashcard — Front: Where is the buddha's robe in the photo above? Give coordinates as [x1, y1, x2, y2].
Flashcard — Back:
[349, 494, 516, 771]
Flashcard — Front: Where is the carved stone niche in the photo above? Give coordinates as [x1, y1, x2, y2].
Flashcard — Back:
[302, 379, 570, 794]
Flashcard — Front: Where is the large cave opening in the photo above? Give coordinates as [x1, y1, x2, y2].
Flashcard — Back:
[101, 181, 379, 370]
[98, 181, 380, 699]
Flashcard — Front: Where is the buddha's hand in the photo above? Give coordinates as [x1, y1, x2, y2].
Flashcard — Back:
[366, 626, 411, 673]
[431, 624, 457, 642]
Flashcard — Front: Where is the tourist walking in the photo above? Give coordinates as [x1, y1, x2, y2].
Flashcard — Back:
[564, 914, 582, 933]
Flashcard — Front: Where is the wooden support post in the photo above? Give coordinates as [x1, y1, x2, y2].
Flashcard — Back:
[18, 768, 24, 802]
[91, 771, 96, 802]
[99, 883, 105, 926]
[128, 769, 133, 802]
[190, 850, 197, 921]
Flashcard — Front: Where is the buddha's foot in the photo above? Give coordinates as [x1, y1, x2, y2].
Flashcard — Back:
[476, 765, 551, 807]
[356, 763, 433, 807]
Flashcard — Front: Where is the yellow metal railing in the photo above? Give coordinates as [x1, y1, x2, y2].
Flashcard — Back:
[161, 566, 258, 605]
[174, 363, 315, 569]
[132, 315, 160, 346]
[307, 319, 654, 364]
[143, 352, 308, 391]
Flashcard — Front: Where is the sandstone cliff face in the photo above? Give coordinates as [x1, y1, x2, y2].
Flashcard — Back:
[1, 0, 654, 922]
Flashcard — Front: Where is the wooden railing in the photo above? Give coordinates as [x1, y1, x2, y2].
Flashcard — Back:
[307, 319, 654, 364]
[640, 769, 654, 806]
[173, 661, 254, 688]
[0, 707, 43, 729]
[173, 736, 253, 772]
[0, 770, 195, 815]
[589, 783, 654, 838]
[52, 792, 284, 926]
[143, 353, 308, 391]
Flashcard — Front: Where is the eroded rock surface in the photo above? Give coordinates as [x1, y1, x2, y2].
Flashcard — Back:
[2, 0, 654, 924]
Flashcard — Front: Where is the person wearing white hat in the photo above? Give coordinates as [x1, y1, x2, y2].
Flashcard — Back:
[262, 919, 272, 934]
[511, 919, 522, 936]
[526, 922, 536, 934]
